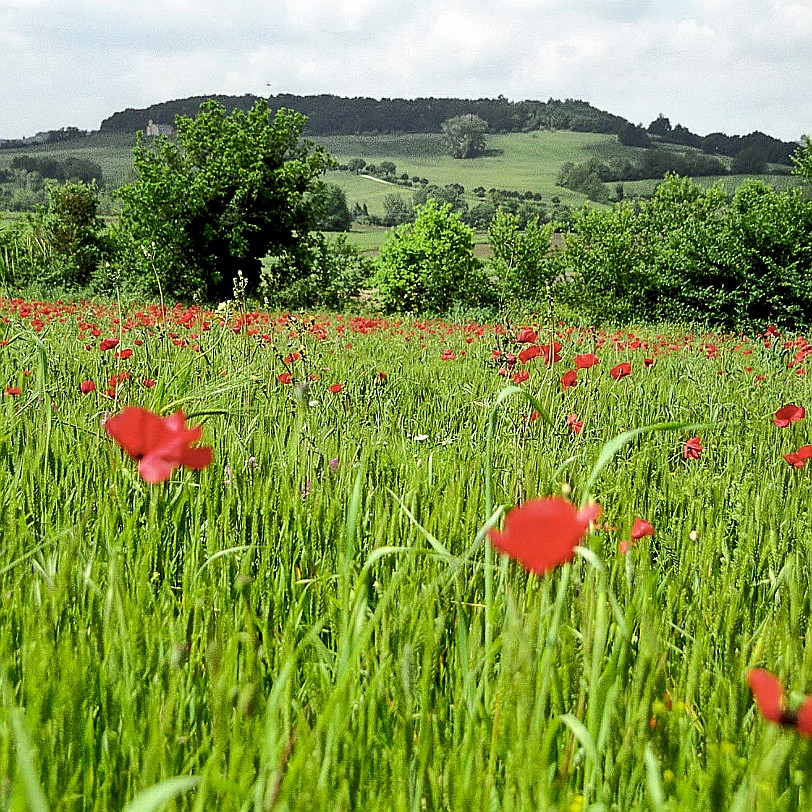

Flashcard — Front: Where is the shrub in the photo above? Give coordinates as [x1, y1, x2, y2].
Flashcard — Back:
[115, 99, 332, 302]
[488, 211, 556, 304]
[271, 234, 371, 310]
[376, 200, 488, 313]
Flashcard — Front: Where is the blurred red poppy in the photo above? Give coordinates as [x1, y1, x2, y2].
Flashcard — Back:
[747, 669, 785, 724]
[683, 437, 703, 460]
[328, 383, 343, 393]
[517, 327, 537, 344]
[278, 372, 293, 384]
[511, 370, 529, 385]
[488, 496, 601, 575]
[747, 668, 812, 737]
[610, 362, 631, 380]
[630, 517, 655, 539]
[773, 404, 805, 428]
[105, 406, 212, 484]
[574, 353, 600, 369]
[99, 338, 119, 351]
[518, 345, 541, 364]
[80, 380, 96, 394]
[566, 413, 583, 434]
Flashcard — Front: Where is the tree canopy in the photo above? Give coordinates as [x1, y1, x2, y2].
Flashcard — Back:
[441, 115, 489, 159]
[116, 99, 332, 301]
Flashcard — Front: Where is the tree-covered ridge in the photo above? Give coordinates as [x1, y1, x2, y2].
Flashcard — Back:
[100, 93, 800, 166]
[98, 94, 633, 138]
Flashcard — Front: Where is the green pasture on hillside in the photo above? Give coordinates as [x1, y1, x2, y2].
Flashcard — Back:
[1, 299, 812, 810]
[2, 129, 802, 220]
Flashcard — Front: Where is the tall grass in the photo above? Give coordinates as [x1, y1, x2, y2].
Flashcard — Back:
[0, 302, 811, 809]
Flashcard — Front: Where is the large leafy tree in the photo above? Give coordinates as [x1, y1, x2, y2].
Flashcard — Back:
[441, 114, 489, 159]
[116, 99, 332, 301]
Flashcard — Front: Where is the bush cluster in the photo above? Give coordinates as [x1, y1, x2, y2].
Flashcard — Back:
[553, 174, 812, 329]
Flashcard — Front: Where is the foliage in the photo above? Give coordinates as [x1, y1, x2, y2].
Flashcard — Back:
[115, 99, 332, 302]
[272, 233, 371, 309]
[792, 136, 812, 182]
[441, 114, 489, 159]
[557, 161, 609, 202]
[488, 210, 556, 304]
[380, 193, 414, 227]
[1, 181, 111, 291]
[376, 199, 488, 312]
[554, 175, 812, 328]
[617, 122, 652, 148]
[10, 155, 104, 185]
[314, 183, 352, 231]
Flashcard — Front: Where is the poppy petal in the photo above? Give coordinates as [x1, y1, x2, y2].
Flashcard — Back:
[489, 496, 600, 575]
[747, 668, 785, 724]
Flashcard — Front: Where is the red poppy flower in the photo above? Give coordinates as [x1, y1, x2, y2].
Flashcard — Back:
[441, 349, 457, 361]
[528, 410, 541, 422]
[784, 452, 805, 468]
[773, 404, 805, 428]
[683, 436, 703, 460]
[561, 369, 578, 391]
[80, 380, 96, 394]
[566, 413, 583, 434]
[488, 496, 601, 575]
[105, 406, 212, 484]
[278, 372, 293, 384]
[511, 370, 529, 385]
[518, 345, 542, 364]
[4, 386, 20, 396]
[609, 362, 631, 380]
[142, 378, 156, 388]
[99, 338, 119, 351]
[115, 348, 133, 360]
[630, 517, 655, 539]
[574, 353, 600, 369]
[798, 697, 812, 737]
[328, 383, 343, 394]
[516, 327, 537, 344]
[747, 669, 785, 725]
[747, 668, 812, 737]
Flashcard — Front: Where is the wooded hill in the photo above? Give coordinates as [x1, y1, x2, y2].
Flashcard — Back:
[99, 93, 798, 165]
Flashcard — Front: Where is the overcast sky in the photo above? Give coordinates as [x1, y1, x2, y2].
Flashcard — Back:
[1, 0, 809, 142]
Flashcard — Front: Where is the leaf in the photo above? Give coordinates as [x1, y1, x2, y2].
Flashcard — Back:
[558, 713, 600, 767]
[120, 776, 199, 812]
[582, 420, 708, 504]
[8, 708, 49, 812]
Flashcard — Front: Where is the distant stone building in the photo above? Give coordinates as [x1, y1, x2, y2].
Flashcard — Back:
[145, 119, 175, 137]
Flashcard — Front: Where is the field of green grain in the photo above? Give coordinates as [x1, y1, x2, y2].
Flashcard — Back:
[1, 299, 812, 810]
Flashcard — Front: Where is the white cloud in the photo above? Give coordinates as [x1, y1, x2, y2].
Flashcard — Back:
[0, 0, 809, 141]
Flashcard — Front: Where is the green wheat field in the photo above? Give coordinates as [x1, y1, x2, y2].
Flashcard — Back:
[1, 299, 812, 810]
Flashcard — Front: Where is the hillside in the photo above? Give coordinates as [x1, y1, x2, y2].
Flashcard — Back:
[0, 128, 803, 233]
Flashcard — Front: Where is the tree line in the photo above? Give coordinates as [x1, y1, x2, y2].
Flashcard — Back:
[2, 98, 810, 331]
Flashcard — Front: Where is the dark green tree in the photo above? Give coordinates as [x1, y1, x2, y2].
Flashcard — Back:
[441, 114, 489, 159]
[315, 183, 352, 231]
[732, 146, 768, 175]
[115, 99, 332, 301]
